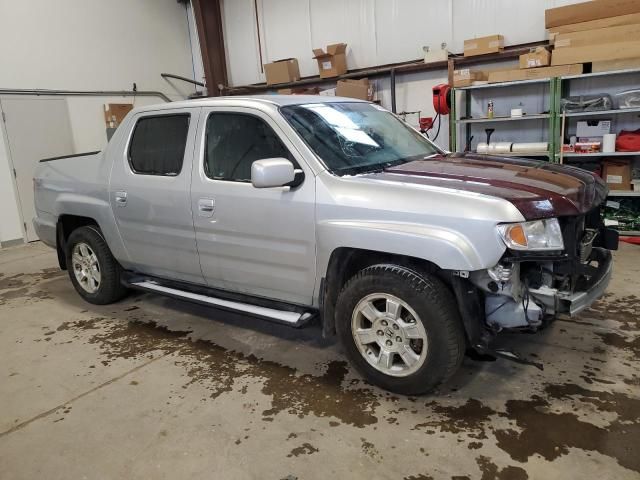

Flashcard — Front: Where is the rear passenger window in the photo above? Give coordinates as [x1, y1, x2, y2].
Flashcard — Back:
[204, 113, 294, 182]
[128, 114, 190, 175]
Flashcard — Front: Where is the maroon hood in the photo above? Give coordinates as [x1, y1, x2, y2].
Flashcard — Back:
[369, 154, 607, 220]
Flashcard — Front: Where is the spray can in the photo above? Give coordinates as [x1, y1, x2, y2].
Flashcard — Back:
[487, 100, 494, 119]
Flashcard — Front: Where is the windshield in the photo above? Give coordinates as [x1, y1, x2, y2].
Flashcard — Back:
[281, 102, 442, 175]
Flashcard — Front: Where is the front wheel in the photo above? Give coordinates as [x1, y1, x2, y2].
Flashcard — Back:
[66, 226, 128, 305]
[335, 264, 465, 395]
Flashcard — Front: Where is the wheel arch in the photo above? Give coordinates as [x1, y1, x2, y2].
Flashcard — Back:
[319, 247, 485, 348]
[56, 215, 100, 270]
[320, 247, 442, 337]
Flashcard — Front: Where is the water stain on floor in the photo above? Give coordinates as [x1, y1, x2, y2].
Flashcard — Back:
[287, 443, 318, 457]
[580, 295, 640, 331]
[10, 266, 640, 477]
[48, 316, 380, 428]
[360, 437, 381, 460]
[475, 455, 528, 480]
[493, 383, 640, 473]
[594, 331, 640, 357]
[425, 399, 495, 439]
[45, 313, 640, 475]
[0, 268, 62, 304]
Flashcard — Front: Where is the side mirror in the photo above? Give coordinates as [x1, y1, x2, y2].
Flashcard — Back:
[251, 158, 297, 188]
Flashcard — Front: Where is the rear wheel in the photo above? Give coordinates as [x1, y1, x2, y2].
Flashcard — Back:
[336, 264, 465, 395]
[66, 226, 127, 305]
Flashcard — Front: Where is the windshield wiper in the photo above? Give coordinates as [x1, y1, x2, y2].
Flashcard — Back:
[335, 153, 436, 176]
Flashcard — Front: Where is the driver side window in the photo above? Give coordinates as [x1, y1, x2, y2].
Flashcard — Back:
[204, 112, 295, 182]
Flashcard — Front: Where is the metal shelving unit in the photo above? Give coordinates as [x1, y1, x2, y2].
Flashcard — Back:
[608, 191, 640, 197]
[451, 68, 640, 237]
[559, 68, 640, 237]
[563, 151, 640, 158]
[454, 78, 550, 91]
[564, 107, 640, 118]
[487, 152, 549, 157]
[457, 113, 550, 124]
[450, 77, 557, 159]
[561, 67, 640, 81]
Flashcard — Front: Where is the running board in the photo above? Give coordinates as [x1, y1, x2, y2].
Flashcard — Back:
[128, 280, 314, 327]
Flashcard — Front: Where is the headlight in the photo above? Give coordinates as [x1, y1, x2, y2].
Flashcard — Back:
[497, 218, 564, 251]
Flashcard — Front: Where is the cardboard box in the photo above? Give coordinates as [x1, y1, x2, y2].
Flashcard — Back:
[277, 87, 320, 95]
[545, 0, 640, 29]
[555, 23, 640, 48]
[104, 103, 133, 127]
[549, 12, 640, 34]
[603, 159, 632, 190]
[488, 64, 583, 83]
[318, 88, 336, 96]
[423, 45, 448, 64]
[519, 47, 551, 69]
[463, 35, 504, 57]
[575, 141, 602, 153]
[264, 58, 300, 85]
[592, 57, 640, 72]
[453, 69, 488, 87]
[335, 78, 373, 100]
[551, 40, 640, 65]
[312, 43, 347, 79]
[576, 120, 611, 137]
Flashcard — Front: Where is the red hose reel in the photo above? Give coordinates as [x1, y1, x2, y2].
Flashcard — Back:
[432, 83, 451, 115]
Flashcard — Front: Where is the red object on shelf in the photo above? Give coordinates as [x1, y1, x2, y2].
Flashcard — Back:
[616, 129, 640, 152]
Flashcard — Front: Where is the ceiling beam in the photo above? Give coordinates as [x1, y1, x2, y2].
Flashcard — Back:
[191, 0, 228, 96]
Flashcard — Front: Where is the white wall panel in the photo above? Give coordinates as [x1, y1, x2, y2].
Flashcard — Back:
[450, 0, 555, 52]
[309, 0, 378, 70]
[222, 0, 263, 86]
[0, 0, 193, 97]
[223, 0, 588, 87]
[0, 0, 196, 243]
[261, 0, 315, 77]
[374, 0, 451, 65]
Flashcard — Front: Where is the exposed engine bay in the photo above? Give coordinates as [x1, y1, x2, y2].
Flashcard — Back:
[471, 209, 617, 332]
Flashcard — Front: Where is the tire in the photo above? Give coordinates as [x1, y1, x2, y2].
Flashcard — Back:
[335, 264, 465, 395]
[65, 226, 128, 305]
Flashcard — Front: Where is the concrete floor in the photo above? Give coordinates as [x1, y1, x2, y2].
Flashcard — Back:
[0, 242, 638, 480]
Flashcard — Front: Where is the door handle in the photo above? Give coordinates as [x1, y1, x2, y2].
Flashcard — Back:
[115, 191, 127, 206]
[198, 198, 215, 217]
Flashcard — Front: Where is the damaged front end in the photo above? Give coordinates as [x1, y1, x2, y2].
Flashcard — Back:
[470, 246, 613, 332]
[454, 208, 618, 359]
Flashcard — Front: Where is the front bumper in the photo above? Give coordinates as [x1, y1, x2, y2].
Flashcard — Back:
[529, 247, 613, 317]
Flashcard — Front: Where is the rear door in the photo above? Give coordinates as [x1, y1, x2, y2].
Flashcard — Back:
[110, 108, 204, 285]
[191, 107, 316, 305]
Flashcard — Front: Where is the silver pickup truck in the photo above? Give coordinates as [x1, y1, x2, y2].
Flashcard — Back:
[33, 96, 617, 394]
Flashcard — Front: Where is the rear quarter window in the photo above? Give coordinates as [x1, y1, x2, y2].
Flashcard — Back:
[128, 114, 190, 176]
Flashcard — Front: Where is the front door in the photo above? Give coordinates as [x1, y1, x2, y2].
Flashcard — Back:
[110, 108, 204, 285]
[191, 107, 316, 305]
